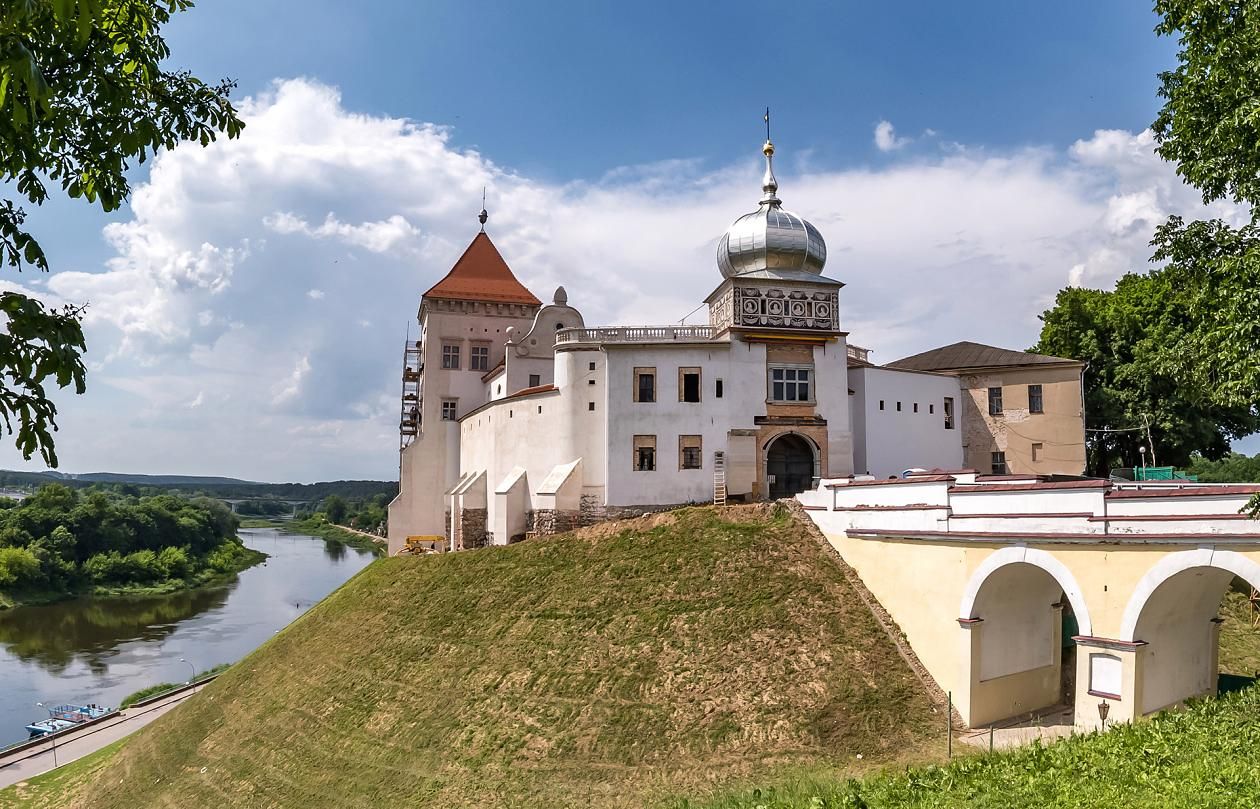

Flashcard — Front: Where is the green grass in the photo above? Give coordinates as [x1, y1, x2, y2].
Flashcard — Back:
[39, 505, 939, 808]
[118, 663, 233, 707]
[677, 685, 1260, 809]
[1219, 589, 1260, 676]
[0, 740, 126, 808]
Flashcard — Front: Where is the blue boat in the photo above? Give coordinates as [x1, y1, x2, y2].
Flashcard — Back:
[25, 704, 111, 738]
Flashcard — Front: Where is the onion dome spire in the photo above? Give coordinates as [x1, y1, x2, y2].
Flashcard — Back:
[761, 107, 779, 204]
[715, 109, 828, 279]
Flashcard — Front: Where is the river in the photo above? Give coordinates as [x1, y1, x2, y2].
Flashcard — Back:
[0, 528, 376, 748]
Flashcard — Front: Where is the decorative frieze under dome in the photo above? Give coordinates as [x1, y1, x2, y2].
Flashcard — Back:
[709, 284, 840, 333]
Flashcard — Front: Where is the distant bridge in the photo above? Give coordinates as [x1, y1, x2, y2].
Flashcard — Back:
[799, 473, 1260, 730]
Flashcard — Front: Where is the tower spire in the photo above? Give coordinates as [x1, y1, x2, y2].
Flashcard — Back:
[478, 187, 488, 231]
[761, 107, 779, 205]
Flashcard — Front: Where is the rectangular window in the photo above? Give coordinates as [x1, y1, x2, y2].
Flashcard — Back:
[991, 451, 1007, 475]
[588, 401, 595, 411]
[680, 367, 701, 403]
[633, 435, 656, 471]
[944, 397, 955, 429]
[1032, 442, 1043, 462]
[769, 365, 812, 402]
[1029, 384, 1044, 414]
[913, 402, 919, 413]
[588, 361, 596, 371]
[896, 401, 902, 412]
[929, 403, 935, 414]
[528, 373, 541, 388]
[715, 379, 724, 399]
[634, 367, 656, 403]
[988, 386, 1003, 416]
[470, 344, 490, 371]
[679, 435, 703, 470]
[879, 400, 885, 411]
[441, 343, 461, 370]
[440, 400, 458, 421]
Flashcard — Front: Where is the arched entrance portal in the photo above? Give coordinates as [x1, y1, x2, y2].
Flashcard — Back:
[1122, 551, 1260, 717]
[766, 433, 816, 499]
[957, 548, 1093, 728]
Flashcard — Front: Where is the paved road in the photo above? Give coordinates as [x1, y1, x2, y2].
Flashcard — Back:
[0, 682, 208, 790]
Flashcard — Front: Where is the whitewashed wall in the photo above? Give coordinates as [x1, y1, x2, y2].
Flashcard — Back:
[848, 366, 962, 479]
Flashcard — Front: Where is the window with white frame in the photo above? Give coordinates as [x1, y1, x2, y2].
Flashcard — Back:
[441, 343, 461, 370]
[440, 400, 458, 421]
[470, 344, 490, 371]
[768, 365, 812, 402]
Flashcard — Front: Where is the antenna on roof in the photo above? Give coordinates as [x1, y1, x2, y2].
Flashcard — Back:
[478, 187, 488, 231]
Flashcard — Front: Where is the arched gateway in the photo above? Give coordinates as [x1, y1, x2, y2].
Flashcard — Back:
[766, 433, 817, 499]
[801, 475, 1260, 731]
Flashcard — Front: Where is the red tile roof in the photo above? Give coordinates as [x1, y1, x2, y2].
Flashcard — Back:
[423, 232, 542, 306]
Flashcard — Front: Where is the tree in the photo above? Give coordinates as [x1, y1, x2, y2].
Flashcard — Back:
[320, 495, 348, 525]
[1152, 0, 1260, 207]
[0, 0, 243, 465]
[1034, 276, 1259, 475]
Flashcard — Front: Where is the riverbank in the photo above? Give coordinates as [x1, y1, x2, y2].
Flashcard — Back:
[239, 518, 385, 556]
[0, 542, 267, 611]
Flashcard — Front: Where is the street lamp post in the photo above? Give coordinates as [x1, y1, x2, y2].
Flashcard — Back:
[1097, 699, 1110, 732]
[179, 657, 196, 684]
[35, 703, 57, 768]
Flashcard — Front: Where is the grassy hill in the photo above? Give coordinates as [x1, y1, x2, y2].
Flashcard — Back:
[681, 685, 1260, 809]
[19, 505, 939, 809]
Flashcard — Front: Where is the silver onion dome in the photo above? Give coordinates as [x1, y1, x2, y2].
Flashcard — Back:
[717, 139, 827, 279]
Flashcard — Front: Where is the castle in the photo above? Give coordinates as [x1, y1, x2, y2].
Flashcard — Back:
[387, 135, 1086, 554]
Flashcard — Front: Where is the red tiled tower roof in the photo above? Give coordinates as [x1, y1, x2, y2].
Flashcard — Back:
[422, 232, 541, 306]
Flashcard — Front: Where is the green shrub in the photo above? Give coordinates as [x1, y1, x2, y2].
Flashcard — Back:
[156, 546, 192, 579]
[0, 546, 41, 587]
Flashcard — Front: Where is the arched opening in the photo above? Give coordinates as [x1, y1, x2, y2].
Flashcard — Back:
[1127, 563, 1260, 716]
[766, 433, 816, 499]
[965, 561, 1078, 726]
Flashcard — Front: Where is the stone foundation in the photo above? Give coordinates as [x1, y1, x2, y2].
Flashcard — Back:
[460, 508, 489, 549]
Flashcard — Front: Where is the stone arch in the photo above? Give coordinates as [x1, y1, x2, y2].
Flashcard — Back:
[763, 431, 820, 499]
[959, 546, 1093, 637]
[1119, 548, 1260, 642]
[1118, 548, 1260, 715]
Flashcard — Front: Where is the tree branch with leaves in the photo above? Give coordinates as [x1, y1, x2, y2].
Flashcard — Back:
[0, 0, 242, 465]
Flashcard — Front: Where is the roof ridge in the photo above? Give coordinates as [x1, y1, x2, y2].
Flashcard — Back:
[422, 232, 542, 306]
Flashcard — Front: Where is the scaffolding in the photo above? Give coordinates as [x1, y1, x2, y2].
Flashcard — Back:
[399, 339, 422, 450]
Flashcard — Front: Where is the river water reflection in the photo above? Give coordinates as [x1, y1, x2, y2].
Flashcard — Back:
[0, 528, 375, 747]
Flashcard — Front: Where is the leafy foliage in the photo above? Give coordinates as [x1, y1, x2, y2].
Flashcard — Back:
[1187, 451, 1260, 482]
[0, 482, 255, 596]
[1033, 273, 1259, 475]
[0, 0, 243, 464]
[1034, 1, 1260, 476]
[1153, 0, 1260, 208]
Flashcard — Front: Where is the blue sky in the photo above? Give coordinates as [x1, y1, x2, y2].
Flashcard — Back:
[6, 2, 1255, 481]
[162, 1, 1176, 180]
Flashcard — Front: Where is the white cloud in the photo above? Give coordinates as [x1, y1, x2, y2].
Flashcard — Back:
[272, 355, 311, 406]
[265, 212, 420, 253]
[874, 120, 911, 152]
[7, 78, 1246, 481]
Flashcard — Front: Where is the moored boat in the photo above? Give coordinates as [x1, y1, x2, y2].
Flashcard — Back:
[24, 704, 111, 738]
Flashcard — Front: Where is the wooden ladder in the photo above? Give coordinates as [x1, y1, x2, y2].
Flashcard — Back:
[713, 451, 727, 507]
